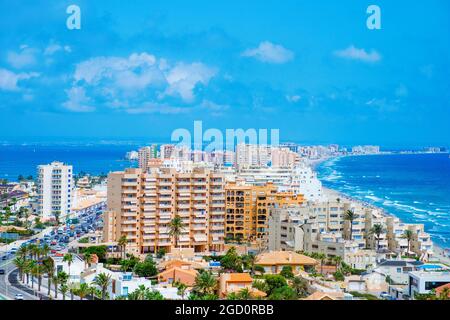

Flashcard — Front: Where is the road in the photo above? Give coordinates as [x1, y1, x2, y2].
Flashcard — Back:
[0, 257, 39, 300]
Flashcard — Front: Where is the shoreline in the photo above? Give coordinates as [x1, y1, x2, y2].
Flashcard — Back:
[310, 154, 450, 264]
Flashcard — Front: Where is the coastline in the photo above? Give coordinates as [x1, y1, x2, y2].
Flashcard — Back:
[311, 155, 450, 265]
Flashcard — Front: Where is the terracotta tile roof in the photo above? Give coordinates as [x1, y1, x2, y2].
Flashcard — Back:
[226, 273, 253, 283]
[435, 283, 450, 297]
[303, 291, 344, 300]
[256, 251, 318, 266]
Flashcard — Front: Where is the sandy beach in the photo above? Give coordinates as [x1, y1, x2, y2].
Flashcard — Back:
[321, 186, 450, 265]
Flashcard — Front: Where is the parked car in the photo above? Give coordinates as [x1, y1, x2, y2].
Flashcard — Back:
[15, 294, 24, 300]
[0, 269, 5, 274]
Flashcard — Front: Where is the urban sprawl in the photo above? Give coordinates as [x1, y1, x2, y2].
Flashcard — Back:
[0, 143, 449, 301]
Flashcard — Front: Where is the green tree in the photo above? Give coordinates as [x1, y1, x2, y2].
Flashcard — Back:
[269, 286, 297, 300]
[60, 283, 69, 300]
[93, 272, 112, 300]
[280, 266, 294, 279]
[291, 276, 309, 298]
[42, 256, 55, 297]
[264, 274, 287, 296]
[76, 283, 91, 300]
[193, 270, 217, 296]
[220, 247, 243, 272]
[344, 209, 357, 240]
[168, 215, 185, 249]
[118, 235, 128, 259]
[369, 224, 385, 252]
[63, 253, 73, 276]
[401, 230, 414, 256]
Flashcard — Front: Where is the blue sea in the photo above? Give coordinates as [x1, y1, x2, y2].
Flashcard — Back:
[317, 153, 450, 248]
[0, 144, 138, 180]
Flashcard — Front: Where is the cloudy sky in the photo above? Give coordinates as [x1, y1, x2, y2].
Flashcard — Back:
[0, 0, 449, 146]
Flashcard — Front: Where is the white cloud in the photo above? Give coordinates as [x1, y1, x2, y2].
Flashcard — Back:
[334, 45, 381, 63]
[65, 52, 218, 113]
[7, 47, 39, 68]
[74, 53, 163, 89]
[163, 62, 217, 102]
[62, 86, 95, 112]
[0, 68, 39, 91]
[242, 41, 294, 64]
[44, 43, 72, 56]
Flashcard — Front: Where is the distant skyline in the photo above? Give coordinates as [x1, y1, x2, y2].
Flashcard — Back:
[0, 0, 449, 146]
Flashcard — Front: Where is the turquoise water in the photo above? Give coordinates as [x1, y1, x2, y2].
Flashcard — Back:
[317, 153, 450, 248]
[0, 144, 138, 181]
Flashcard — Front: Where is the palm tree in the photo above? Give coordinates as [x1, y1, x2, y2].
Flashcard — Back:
[42, 257, 55, 296]
[237, 288, 251, 300]
[68, 283, 78, 300]
[242, 253, 256, 276]
[17, 245, 28, 259]
[317, 253, 327, 274]
[168, 215, 185, 249]
[344, 209, 357, 240]
[118, 235, 128, 259]
[291, 276, 309, 298]
[369, 224, 385, 252]
[32, 263, 45, 291]
[401, 230, 414, 257]
[76, 283, 91, 300]
[193, 270, 217, 296]
[93, 272, 112, 300]
[55, 271, 68, 299]
[333, 256, 343, 272]
[84, 253, 92, 269]
[13, 256, 27, 282]
[63, 253, 73, 277]
[60, 284, 69, 300]
[175, 282, 187, 299]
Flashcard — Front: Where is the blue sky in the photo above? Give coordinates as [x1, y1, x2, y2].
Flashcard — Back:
[0, 0, 449, 146]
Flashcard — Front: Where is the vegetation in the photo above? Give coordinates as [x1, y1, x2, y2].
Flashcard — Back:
[168, 215, 185, 249]
[349, 291, 379, 300]
[401, 229, 414, 256]
[344, 209, 357, 240]
[369, 223, 385, 252]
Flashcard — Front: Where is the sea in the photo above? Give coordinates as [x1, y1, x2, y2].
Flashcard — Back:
[317, 153, 450, 248]
[0, 143, 138, 180]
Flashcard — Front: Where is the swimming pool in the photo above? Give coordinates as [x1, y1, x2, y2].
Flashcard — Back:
[418, 264, 445, 270]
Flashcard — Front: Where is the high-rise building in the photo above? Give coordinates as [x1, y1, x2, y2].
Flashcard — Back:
[37, 161, 74, 221]
[138, 145, 158, 170]
[104, 167, 226, 255]
[224, 181, 304, 242]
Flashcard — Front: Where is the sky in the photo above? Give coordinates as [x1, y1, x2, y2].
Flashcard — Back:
[0, 0, 449, 147]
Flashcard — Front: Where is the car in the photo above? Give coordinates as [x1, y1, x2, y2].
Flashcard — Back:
[1, 256, 7, 260]
[0, 269, 5, 275]
[15, 294, 24, 300]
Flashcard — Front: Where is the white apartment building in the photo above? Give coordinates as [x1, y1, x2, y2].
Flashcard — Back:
[37, 161, 74, 221]
[138, 145, 158, 170]
[287, 164, 324, 202]
[386, 217, 433, 256]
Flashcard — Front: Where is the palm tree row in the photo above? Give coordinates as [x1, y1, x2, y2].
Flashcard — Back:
[13, 243, 70, 299]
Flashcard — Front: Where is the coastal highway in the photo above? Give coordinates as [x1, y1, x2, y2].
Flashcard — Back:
[0, 257, 39, 300]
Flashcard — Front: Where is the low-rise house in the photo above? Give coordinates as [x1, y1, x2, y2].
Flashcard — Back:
[408, 271, 450, 298]
[158, 259, 206, 271]
[303, 291, 348, 300]
[218, 273, 265, 298]
[157, 267, 198, 286]
[373, 259, 424, 285]
[255, 251, 317, 274]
